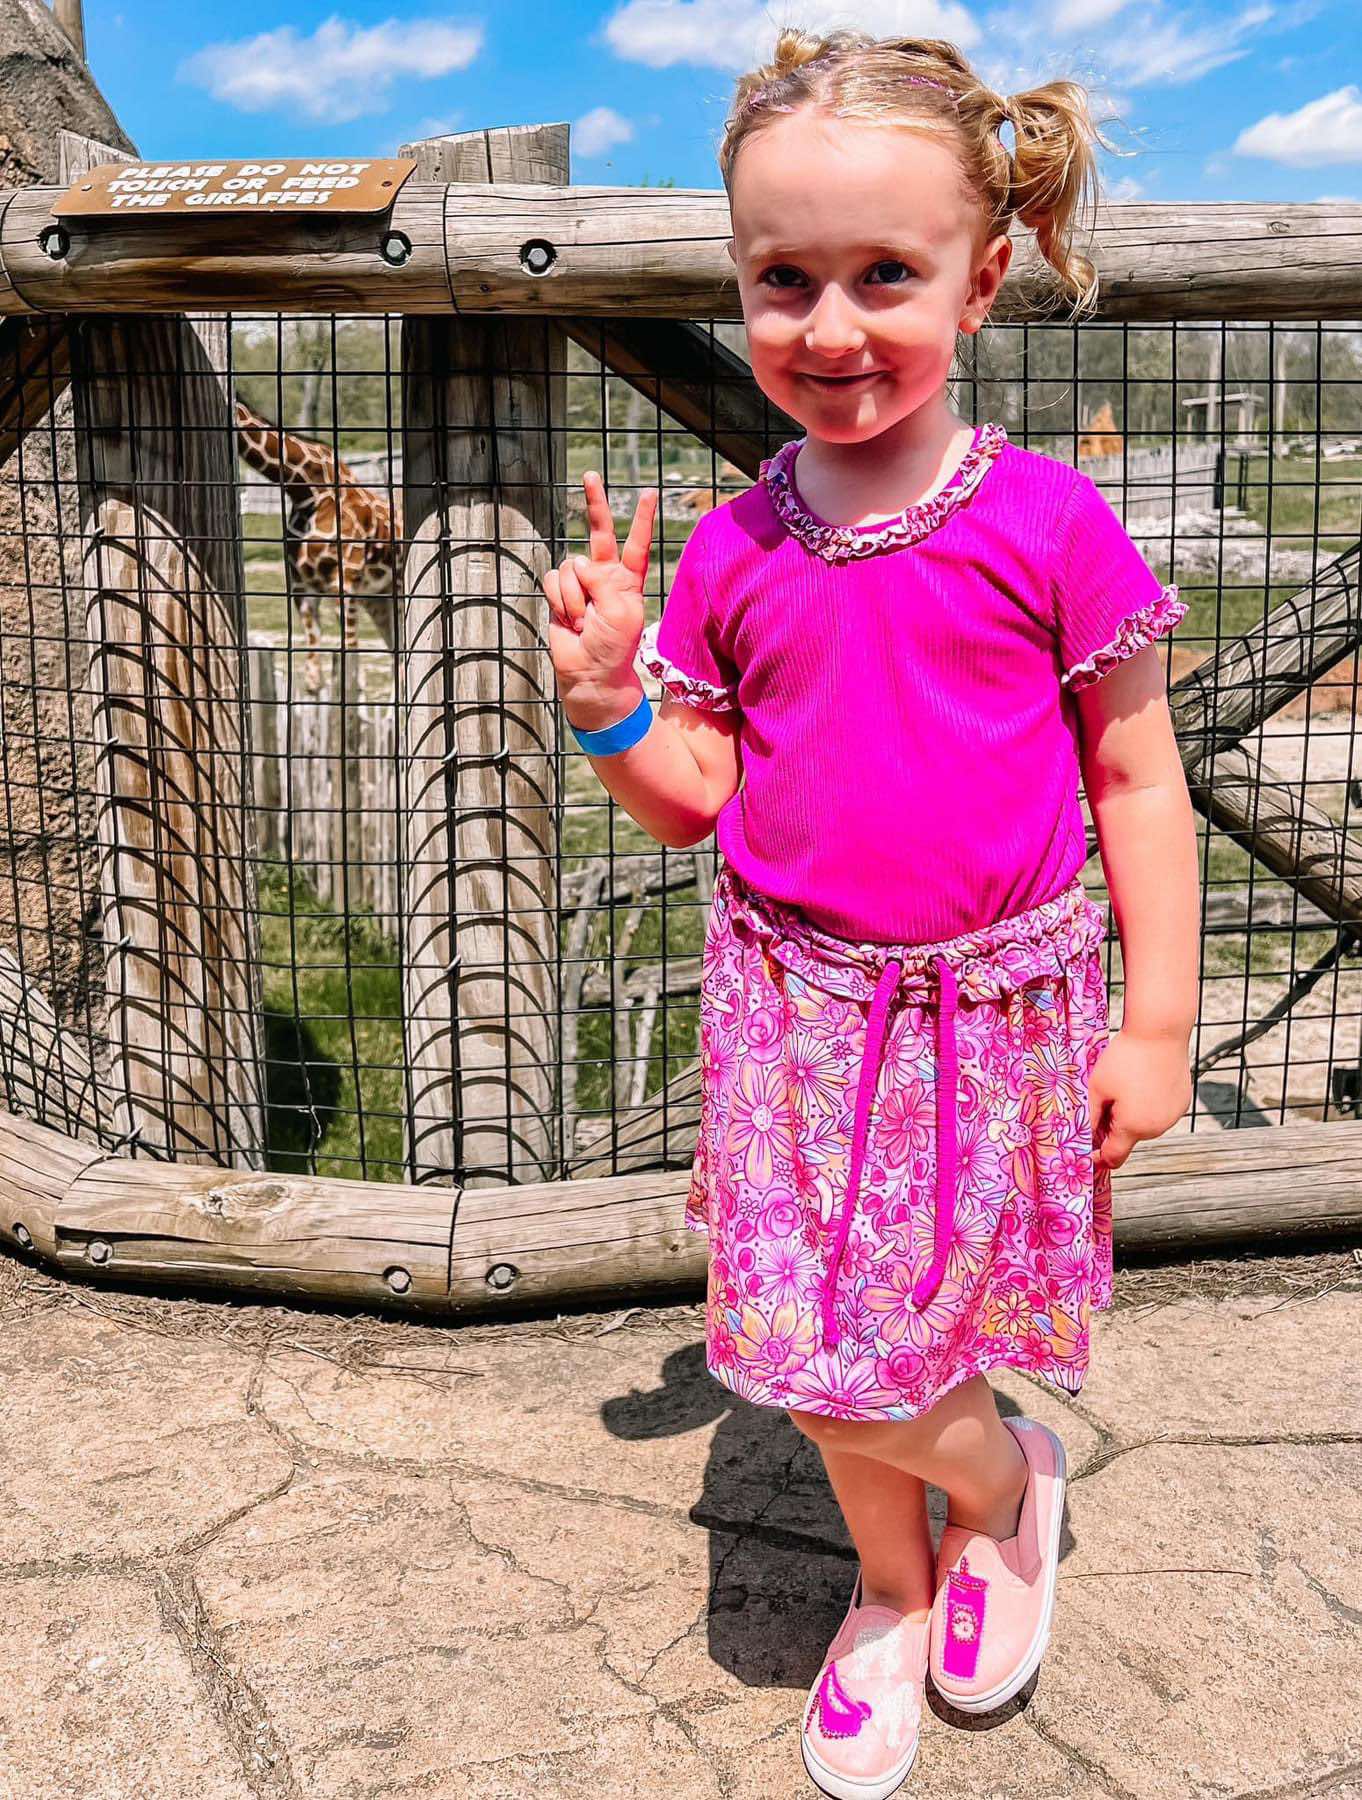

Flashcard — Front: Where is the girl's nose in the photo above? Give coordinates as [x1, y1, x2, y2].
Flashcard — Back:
[803, 286, 866, 355]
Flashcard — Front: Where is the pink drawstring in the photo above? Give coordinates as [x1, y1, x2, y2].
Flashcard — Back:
[821, 952, 959, 1352]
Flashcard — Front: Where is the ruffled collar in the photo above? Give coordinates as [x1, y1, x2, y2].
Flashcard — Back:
[759, 421, 1008, 562]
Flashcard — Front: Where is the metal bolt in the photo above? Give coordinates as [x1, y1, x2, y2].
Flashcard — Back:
[380, 231, 412, 266]
[519, 239, 556, 277]
[12, 1222, 32, 1249]
[386, 1266, 412, 1294]
[486, 1262, 519, 1291]
[88, 1239, 113, 1264]
[39, 224, 70, 261]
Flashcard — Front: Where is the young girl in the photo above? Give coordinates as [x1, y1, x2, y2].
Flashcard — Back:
[544, 28, 1199, 1800]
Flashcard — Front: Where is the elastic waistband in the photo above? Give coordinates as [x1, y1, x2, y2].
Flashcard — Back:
[715, 863, 1107, 1007]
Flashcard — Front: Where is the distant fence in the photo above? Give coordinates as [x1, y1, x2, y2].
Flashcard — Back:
[248, 648, 399, 922]
[241, 441, 1229, 529]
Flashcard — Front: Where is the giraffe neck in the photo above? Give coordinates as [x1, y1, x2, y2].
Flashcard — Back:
[234, 399, 340, 503]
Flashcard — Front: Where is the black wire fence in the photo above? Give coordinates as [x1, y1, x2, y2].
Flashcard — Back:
[1, 309, 1360, 1187]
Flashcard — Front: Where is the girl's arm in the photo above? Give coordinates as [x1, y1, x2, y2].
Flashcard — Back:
[564, 681, 743, 849]
[1074, 644, 1198, 1171]
[1075, 644, 1200, 1043]
[543, 473, 742, 849]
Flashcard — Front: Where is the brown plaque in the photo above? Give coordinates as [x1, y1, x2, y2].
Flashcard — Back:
[51, 157, 417, 218]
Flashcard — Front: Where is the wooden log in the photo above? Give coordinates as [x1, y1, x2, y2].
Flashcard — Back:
[0, 948, 101, 1142]
[2, 1107, 1359, 1318]
[0, 315, 71, 466]
[397, 126, 561, 1188]
[1172, 543, 1362, 762]
[1185, 743, 1362, 933]
[70, 306, 266, 1165]
[556, 316, 800, 477]
[5, 189, 1362, 320]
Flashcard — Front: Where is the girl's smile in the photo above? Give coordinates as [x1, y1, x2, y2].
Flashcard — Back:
[802, 371, 889, 390]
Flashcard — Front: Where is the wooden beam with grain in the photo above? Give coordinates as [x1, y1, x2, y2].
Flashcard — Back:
[2, 1107, 1358, 1318]
[2, 188, 1361, 320]
[64, 126, 266, 1168]
[397, 124, 563, 1188]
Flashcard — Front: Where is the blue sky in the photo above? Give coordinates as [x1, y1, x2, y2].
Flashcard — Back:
[88, 0, 1359, 202]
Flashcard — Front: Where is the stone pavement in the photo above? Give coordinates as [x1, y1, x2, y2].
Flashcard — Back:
[1, 1266, 1360, 1799]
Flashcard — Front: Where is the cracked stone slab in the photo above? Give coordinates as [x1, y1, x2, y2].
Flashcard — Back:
[0, 1313, 293, 1561]
[1079, 1295, 1362, 1439]
[1035, 1440, 1362, 1797]
[454, 1708, 726, 1798]
[191, 1467, 668, 1790]
[252, 1325, 802, 1517]
[0, 1573, 255, 1799]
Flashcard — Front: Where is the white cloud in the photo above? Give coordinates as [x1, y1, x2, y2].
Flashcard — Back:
[1313, 193, 1358, 202]
[603, 0, 980, 72]
[1095, 3, 1273, 86]
[575, 107, 636, 155]
[1101, 173, 1145, 199]
[1049, 0, 1135, 29]
[1232, 85, 1362, 166]
[177, 15, 484, 124]
[604, 0, 1281, 110]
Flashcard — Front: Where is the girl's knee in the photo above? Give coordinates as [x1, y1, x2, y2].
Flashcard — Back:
[787, 1407, 883, 1450]
[788, 1406, 849, 1443]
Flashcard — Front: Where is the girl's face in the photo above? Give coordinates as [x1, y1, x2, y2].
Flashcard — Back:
[726, 110, 1011, 443]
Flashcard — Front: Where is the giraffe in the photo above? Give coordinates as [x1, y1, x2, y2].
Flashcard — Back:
[233, 398, 402, 689]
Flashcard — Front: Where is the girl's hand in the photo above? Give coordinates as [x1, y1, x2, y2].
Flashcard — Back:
[1088, 1030, 1194, 1172]
[542, 473, 659, 706]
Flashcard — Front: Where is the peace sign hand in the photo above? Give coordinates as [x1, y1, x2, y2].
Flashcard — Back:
[542, 473, 659, 702]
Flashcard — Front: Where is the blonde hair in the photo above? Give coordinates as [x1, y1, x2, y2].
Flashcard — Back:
[719, 30, 1115, 322]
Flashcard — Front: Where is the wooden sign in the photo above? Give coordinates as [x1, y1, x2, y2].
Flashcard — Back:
[51, 158, 417, 218]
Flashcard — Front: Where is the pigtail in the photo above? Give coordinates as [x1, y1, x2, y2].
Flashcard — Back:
[998, 82, 1107, 322]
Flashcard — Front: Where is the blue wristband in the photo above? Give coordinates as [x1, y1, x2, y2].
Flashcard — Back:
[568, 691, 654, 756]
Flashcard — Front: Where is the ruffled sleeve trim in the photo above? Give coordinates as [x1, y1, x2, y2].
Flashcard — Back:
[1059, 583, 1189, 691]
[634, 618, 740, 712]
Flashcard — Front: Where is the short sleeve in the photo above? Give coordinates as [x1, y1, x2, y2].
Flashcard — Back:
[1052, 473, 1188, 691]
[634, 517, 740, 713]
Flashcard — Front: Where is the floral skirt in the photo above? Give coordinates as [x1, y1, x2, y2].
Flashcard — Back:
[686, 861, 1115, 1421]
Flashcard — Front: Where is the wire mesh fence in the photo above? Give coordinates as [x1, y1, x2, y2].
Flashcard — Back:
[1, 307, 1361, 1188]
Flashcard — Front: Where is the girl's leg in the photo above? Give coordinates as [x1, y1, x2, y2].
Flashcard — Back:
[800, 1432, 936, 1619]
[790, 1375, 1030, 1539]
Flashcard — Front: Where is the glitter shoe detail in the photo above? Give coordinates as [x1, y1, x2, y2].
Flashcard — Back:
[808, 1658, 874, 1739]
[941, 1556, 988, 1681]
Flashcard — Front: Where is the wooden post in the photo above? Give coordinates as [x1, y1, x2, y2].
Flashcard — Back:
[397, 125, 564, 1187]
[70, 310, 266, 1166]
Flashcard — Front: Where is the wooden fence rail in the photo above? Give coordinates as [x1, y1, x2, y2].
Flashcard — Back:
[3, 1108, 1360, 1321]
[4, 187, 1362, 321]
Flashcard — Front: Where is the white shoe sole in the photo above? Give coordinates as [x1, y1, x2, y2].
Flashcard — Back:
[800, 1711, 920, 1800]
[931, 1421, 1067, 1715]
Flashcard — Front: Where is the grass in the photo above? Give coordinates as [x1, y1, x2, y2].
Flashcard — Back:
[257, 863, 406, 1182]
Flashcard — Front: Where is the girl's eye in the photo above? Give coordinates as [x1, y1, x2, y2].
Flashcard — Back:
[758, 260, 915, 288]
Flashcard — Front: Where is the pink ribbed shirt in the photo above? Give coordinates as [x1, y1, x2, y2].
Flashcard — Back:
[634, 421, 1188, 945]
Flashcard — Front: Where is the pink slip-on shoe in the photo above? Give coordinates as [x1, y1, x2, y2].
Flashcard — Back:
[801, 1567, 930, 1800]
[928, 1416, 1067, 1715]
